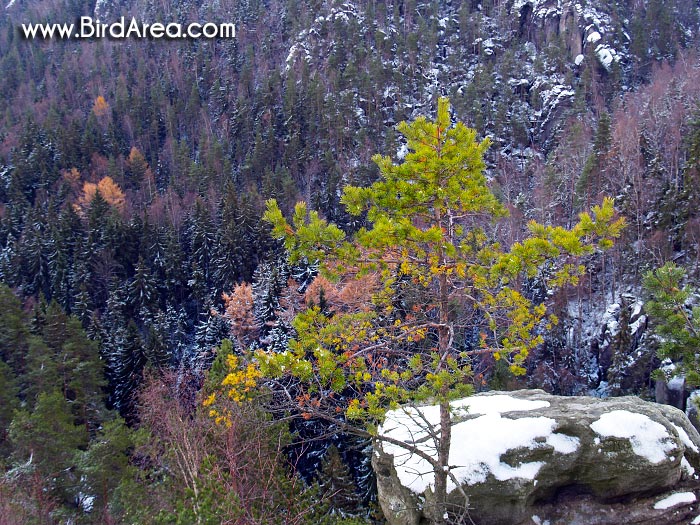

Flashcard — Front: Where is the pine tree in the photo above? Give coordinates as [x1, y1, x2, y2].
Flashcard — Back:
[26, 301, 106, 428]
[193, 307, 230, 371]
[252, 254, 290, 341]
[143, 313, 172, 369]
[212, 184, 262, 290]
[77, 417, 137, 522]
[18, 205, 52, 298]
[0, 284, 31, 376]
[644, 262, 700, 385]
[219, 98, 624, 524]
[188, 199, 217, 286]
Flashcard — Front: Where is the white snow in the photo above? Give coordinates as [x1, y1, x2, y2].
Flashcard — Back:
[669, 375, 686, 393]
[379, 395, 578, 494]
[575, 54, 585, 66]
[596, 45, 616, 70]
[451, 394, 550, 415]
[546, 432, 580, 454]
[629, 314, 646, 336]
[396, 144, 408, 160]
[79, 493, 95, 512]
[5, 0, 15, 8]
[652, 491, 696, 510]
[692, 514, 700, 525]
[590, 411, 675, 464]
[672, 423, 699, 453]
[681, 457, 695, 477]
[587, 31, 601, 43]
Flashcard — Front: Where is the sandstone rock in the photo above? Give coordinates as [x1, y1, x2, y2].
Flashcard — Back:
[373, 390, 700, 525]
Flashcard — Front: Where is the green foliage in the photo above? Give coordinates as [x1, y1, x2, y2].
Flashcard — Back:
[643, 262, 700, 385]
[0, 289, 135, 523]
[208, 99, 624, 523]
[233, 98, 623, 420]
[216, 99, 622, 524]
[0, 360, 18, 459]
[76, 417, 142, 520]
[9, 390, 89, 501]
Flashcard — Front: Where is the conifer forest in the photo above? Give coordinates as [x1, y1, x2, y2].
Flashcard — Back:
[2, 0, 700, 523]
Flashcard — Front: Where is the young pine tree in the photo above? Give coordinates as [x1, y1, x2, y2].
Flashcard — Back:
[216, 98, 624, 524]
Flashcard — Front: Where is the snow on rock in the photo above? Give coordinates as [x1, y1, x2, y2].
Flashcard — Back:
[587, 31, 602, 43]
[575, 54, 585, 66]
[374, 390, 700, 525]
[595, 45, 618, 70]
[378, 394, 575, 493]
[396, 143, 408, 160]
[652, 491, 696, 510]
[601, 303, 621, 337]
[451, 394, 550, 415]
[673, 423, 700, 453]
[692, 514, 700, 525]
[590, 410, 676, 464]
[681, 457, 696, 477]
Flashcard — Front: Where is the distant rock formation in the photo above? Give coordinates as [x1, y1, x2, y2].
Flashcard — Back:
[373, 390, 700, 525]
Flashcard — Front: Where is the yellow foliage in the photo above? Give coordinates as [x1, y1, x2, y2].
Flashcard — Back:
[92, 95, 109, 117]
[76, 176, 126, 213]
[222, 354, 262, 403]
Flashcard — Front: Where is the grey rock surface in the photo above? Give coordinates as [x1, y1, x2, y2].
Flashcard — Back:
[373, 390, 700, 525]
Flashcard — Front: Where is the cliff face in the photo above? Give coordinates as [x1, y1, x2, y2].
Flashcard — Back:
[4, 0, 697, 155]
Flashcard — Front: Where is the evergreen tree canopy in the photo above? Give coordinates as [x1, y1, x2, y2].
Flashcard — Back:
[214, 98, 624, 524]
[644, 262, 700, 385]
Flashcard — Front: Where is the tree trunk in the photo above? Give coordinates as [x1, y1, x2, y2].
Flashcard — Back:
[431, 399, 452, 524]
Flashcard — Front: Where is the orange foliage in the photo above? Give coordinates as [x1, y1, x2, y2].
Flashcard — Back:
[61, 167, 81, 189]
[127, 147, 149, 175]
[92, 95, 109, 117]
[127, 146, 155, 199]
[304, 272, 379, 313]
[222, 283, 258, 348]
[76, 176, 126, 212]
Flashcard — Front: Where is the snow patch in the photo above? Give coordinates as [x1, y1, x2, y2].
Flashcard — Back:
[595, 45, 617, 70]
[672, 424, 698, 453]
[682, 457, 695, 477]
[396, 144, 408, 160]
[79, 493, 95, 512]
[574, 54, 585, 66]
[692, 514, 700, 525]
[590, 411, 675, 464]
[379, 396, 577, 494]
[587, 31, 601, 43]
[629, 314, 646, 336]
[5, 0, 15, 8]
[652, 491, 696, 510]
[451, 394, 550, 415]
[546, 432, 580, 454]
